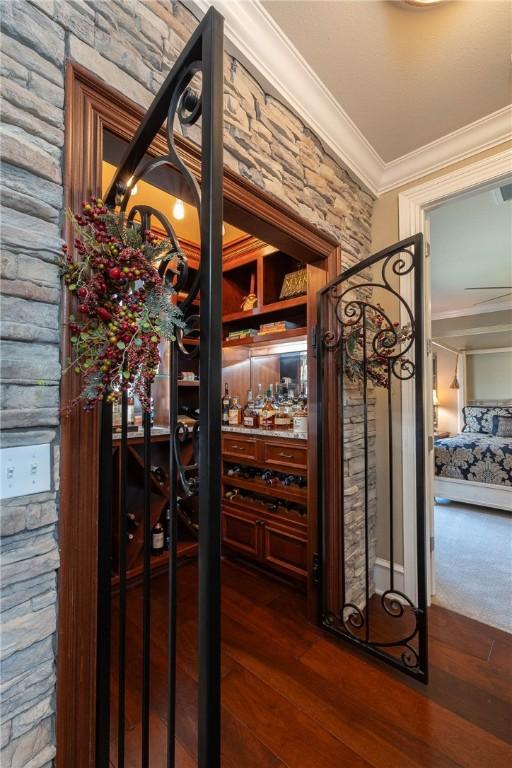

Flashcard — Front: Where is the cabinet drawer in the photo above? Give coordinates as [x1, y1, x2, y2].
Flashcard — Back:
[222, 508, 260, 558]
[222, 434, 258, 461]
[263, 440, 307, 471]
[262, 524, 307, 580]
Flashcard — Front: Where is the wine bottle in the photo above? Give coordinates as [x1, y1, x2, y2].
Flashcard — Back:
[222, 383, 230, 425]
[151, 520, 164, 555]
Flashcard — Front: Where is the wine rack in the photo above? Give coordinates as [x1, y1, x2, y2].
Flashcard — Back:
[111, 432, 198, 586]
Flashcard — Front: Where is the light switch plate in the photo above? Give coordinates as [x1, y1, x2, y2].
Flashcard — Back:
[0, 444, 51, 500]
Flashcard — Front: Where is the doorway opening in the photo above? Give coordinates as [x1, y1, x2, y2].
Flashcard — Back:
[428, 180, 512, 633]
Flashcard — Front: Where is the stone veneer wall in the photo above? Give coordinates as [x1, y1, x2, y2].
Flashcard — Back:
[0, 1, 374, 764]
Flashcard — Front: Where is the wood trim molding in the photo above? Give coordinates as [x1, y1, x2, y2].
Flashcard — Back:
[188, 0, 512, 195]
[397, 145, 512, 607]
[57, 61, 338, 767]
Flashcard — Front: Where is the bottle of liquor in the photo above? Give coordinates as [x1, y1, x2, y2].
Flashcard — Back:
[255, 383, 264, 413]
[222, 383, 230, 425]
[151, 520, 164, 556]
[228, 394, 242, 425]
[113, 399, 122, 431]
[243, 389, 259, 428]
[274, 400, 292, 430]
[260, 388, 276, 430]
[293, 400, 308, 434]
[127, 393, 135, 426]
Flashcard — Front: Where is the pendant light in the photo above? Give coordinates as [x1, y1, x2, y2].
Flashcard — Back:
[449, 353, 460, 390]
[173, 198, 185, 220]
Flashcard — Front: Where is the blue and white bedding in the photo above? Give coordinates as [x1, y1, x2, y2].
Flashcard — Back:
[435, 405, 512, 486]
[435, 433, 512, 487]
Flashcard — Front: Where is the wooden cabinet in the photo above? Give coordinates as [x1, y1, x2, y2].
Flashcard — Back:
[221, 432, 308, 583]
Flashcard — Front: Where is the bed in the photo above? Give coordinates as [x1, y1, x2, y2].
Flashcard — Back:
[434, 406, 512, 512]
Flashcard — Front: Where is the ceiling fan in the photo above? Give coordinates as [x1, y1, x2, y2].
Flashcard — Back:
[464, 286, 512, 306]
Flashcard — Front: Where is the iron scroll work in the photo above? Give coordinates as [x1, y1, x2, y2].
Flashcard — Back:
[317, 235, 428, 682]
[97, 8, 224, 768]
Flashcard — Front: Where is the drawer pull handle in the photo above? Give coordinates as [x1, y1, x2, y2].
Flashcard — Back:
[231, 444, 242, 450]
[279, 452, 294, 459]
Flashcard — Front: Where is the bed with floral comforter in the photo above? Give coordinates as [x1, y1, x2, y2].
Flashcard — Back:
[434, 432, 512, 486]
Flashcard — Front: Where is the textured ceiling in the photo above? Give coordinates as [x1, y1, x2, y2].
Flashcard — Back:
[262, 0, 511, 161]
[429, 183, 512, 316]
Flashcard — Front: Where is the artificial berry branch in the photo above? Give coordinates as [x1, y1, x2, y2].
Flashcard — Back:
[343, 304, 413, 389]
[61, 197, 184, 413]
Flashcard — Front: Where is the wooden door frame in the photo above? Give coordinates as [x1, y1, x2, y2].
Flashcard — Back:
[57, 61, 339, 767]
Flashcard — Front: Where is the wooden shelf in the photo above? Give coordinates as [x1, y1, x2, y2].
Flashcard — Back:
[223, 473, 307, 505]
[111, 540, 198, 587]
[223, 492, 306, 530]
[223, 326, 307, 348]
[178, 380, 199, 387]
[222, 295, 307, 324]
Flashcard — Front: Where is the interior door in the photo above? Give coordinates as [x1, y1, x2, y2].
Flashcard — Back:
[317, 235, 428, 682]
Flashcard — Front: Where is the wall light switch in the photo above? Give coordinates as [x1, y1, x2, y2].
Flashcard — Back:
[0, 444, 51, 500]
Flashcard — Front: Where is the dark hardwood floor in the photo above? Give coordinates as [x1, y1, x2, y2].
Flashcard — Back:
[110, 559, 512, 768]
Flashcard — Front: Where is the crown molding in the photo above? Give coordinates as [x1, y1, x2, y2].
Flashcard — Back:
[187, 0, 512, 197]
[188, 0, 383, 194]
[379, 106, 512, 193]
[432, 302, 512, 321]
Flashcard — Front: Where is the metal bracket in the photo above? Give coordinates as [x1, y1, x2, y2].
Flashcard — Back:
[311, 325, 318, 357]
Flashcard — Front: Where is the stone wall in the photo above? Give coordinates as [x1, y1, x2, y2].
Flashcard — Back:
[0, 1, 374, 764]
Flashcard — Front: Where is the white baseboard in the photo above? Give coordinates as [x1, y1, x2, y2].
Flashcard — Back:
[374, 557, 405, 596]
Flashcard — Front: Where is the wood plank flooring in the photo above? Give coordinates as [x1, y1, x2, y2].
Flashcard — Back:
[110, 559, 512, 768]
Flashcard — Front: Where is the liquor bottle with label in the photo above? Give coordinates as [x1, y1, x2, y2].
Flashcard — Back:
[274, 400, 292, 430]
[293, 399, 308, 434]
[243, 389, 259, 428]
[222, 383, 230, 425]
[260, 387, 276, 430]
[228, 394, 242, 425]
[151, 520, 165, 556]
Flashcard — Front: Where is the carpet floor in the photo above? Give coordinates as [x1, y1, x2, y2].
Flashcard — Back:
[432, 500, 512, 633]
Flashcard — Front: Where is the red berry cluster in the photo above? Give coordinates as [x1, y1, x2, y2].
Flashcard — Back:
[61, 197, 181, 413]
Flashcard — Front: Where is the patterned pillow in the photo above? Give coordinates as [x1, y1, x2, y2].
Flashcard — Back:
[462, 406, 512, 434]
[492, 415, 512, 437]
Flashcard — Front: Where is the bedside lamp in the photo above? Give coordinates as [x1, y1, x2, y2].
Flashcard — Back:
[433, 389, 440, 429]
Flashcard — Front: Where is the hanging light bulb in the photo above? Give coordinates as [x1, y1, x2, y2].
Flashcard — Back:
[173, 198, 185, 220]
[127, 176, 138, 196]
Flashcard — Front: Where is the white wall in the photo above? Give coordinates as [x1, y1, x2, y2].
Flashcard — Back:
[467, 351, 512, 401]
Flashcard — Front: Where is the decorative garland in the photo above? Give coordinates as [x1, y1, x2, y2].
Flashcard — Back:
[343, 304, 413, 389]
[61, 198, 184, 412]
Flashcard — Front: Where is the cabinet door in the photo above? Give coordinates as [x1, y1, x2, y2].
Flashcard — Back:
[262, 523, 307, 580]
[222, 507, 261, 558]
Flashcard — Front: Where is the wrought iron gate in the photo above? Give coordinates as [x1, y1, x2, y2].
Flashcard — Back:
[317, 235, 428, 682]
[96, 8, 224, 767]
